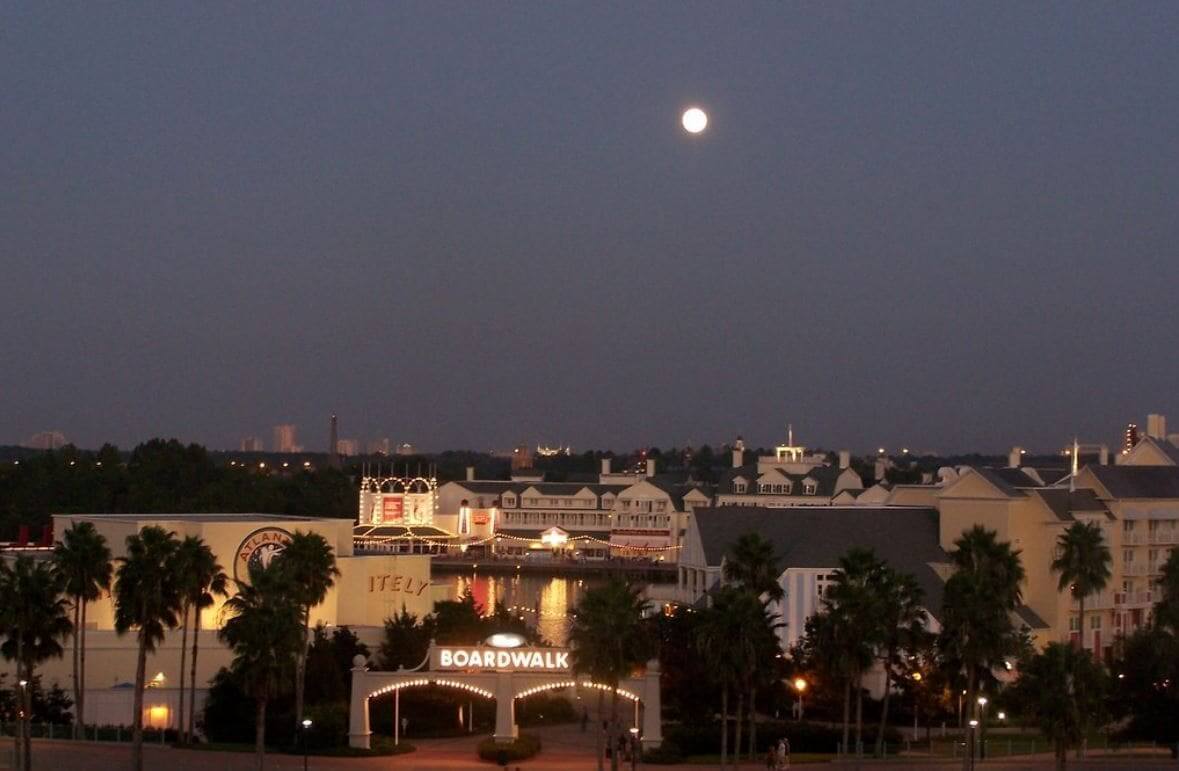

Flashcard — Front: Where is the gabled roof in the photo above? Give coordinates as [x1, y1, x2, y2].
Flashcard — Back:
[975, 468, 1042, 495]
[1030, 488, 1113, 522]
[1014, 604, 1049, 630]
[718, 464, 847, 497]
[1127, 436, 1179, 466]
[1085, 465, 1179, 499]
[692, 506, 948, 613]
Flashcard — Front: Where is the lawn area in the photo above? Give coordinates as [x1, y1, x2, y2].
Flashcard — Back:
[183, 737, 415, 757]
[683, 752, 834, 764]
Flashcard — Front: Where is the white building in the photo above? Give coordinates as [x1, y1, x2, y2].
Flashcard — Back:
[436, 459, 711, 562]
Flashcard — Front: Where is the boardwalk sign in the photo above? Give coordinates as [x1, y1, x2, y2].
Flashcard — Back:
[432, 646, 571, 672]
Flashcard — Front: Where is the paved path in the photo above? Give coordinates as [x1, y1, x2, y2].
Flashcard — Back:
[10, 739, 1176, 771]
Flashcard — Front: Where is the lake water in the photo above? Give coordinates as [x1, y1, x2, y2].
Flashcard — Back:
[435, 571, 606, 646]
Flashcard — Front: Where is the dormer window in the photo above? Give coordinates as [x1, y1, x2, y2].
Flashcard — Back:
[804, 483, 817, 495]
[734, 482, 747, 494]
[502, 494, 516, 507]
[759, 483, 770, 494]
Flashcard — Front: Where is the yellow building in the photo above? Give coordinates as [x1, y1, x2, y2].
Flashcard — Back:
[4, 512, 436, 729]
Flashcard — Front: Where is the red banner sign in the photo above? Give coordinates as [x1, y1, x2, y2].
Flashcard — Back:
[381, 495, 404, 523]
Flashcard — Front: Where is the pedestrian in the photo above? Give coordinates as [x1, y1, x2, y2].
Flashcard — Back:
[781, 737, 791, 769]
[765, 748, 775, 769]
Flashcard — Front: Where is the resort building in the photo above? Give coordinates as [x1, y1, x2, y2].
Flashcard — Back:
[4, 512, 437, 730]
[436, 459, 710, 561]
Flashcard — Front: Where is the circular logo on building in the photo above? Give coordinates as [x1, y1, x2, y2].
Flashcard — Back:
[235, 527, 293, 585]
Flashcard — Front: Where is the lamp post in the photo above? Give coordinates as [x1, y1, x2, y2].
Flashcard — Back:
[629, 726, 640, 770]
[301, 718, 312, 771]
[792, 678, 807, 721]
[967, 719, 978, 771]
[976, 696, 988, 760]
[16, 679, 28, 770]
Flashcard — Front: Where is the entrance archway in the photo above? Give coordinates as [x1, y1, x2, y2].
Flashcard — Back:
[349, 645, 662, 749]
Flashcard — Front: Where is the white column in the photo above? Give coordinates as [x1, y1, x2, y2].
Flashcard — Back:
[347, 662, 371, 749]
[640, 660, 663, 749]
[493, 672, 517, 743]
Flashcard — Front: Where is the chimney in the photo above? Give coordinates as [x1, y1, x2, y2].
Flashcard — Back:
[601, 457, 611, 475]
[838, 450, 850, 469]
[732, 448, 744, 468]
[646, 458, 656, 478]
[1147, 414, 1167, 440]
[1008, 446, 1022, 468]
[1099, 445, 1109, 466]
[466, 466, 476, 481]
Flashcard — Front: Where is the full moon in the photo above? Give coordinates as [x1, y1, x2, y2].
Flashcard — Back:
[681, 107, 708, 134]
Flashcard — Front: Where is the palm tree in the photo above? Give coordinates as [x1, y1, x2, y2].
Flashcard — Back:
[825, 547, 888, 756]
[938, 526, 1025, 771]
[1051, 521, 1112, 656]
[695, 589, 741, 769]
[1005, 642, 1109, 771]
[1154, 548, 1179, 631]
[114, 526, 182, 771]
[568, 578, 653, 771]
[0, 556, 73, 771]
[873, 568, 927, 757]
[219, 563, 304, 771]
[52, 521, 113, 739]
[271, 531, 339, 730]
[722, 533, 784, 761]
[184, 540, 227, 743]
[724, 533, 785, 602]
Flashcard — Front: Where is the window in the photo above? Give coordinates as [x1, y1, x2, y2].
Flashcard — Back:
[804, 483, 817, 495]
[734, 482, 746, 494]
[1068, 616, 1079, 631]
[1091, 615, 1102, 630]
[1123, 549, 1134, 563]
[1124, 520, 1135, 531]
[759, 483, 770, 494]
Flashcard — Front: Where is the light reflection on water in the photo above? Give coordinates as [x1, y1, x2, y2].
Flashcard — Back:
[441, 572, 605, 646]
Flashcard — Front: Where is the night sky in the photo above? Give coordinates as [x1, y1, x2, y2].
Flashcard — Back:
[3, 3, 1178, 454]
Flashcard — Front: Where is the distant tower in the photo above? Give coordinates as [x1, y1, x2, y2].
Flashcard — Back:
[273, 424, 298, 453]
[329, 414, 340, 468]
[1123, 423, 1140, 455]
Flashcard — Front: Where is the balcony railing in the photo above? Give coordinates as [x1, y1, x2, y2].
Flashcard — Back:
[1149, 530, 1179, 545]
[1071, 592, 1116, 610]
[1124, 562, 1152, 576]
[1123, 532, 1149, 546]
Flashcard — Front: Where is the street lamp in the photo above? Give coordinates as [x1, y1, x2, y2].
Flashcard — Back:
[792, 677, 807, 721]
[967, 720, 979, 771]
[629, 726, 640, 770]
[301, 718, 313, 771]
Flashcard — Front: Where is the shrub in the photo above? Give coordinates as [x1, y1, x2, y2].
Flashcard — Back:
[477, 732, 541, 763]
[642, 741, 684, 764]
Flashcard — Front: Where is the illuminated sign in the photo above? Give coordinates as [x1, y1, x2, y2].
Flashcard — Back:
[381, 495, 405, 523]
[235, 527, 293, 585]
[432, 647, 571, 672]
[472, 511, 490, 525]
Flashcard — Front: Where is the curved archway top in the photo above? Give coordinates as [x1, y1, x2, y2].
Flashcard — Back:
[367, 676, 494, 701]
[513, 680, 641, 703]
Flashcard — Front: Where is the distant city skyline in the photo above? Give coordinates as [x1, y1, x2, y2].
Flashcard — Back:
[13, 411, 1176, 457]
